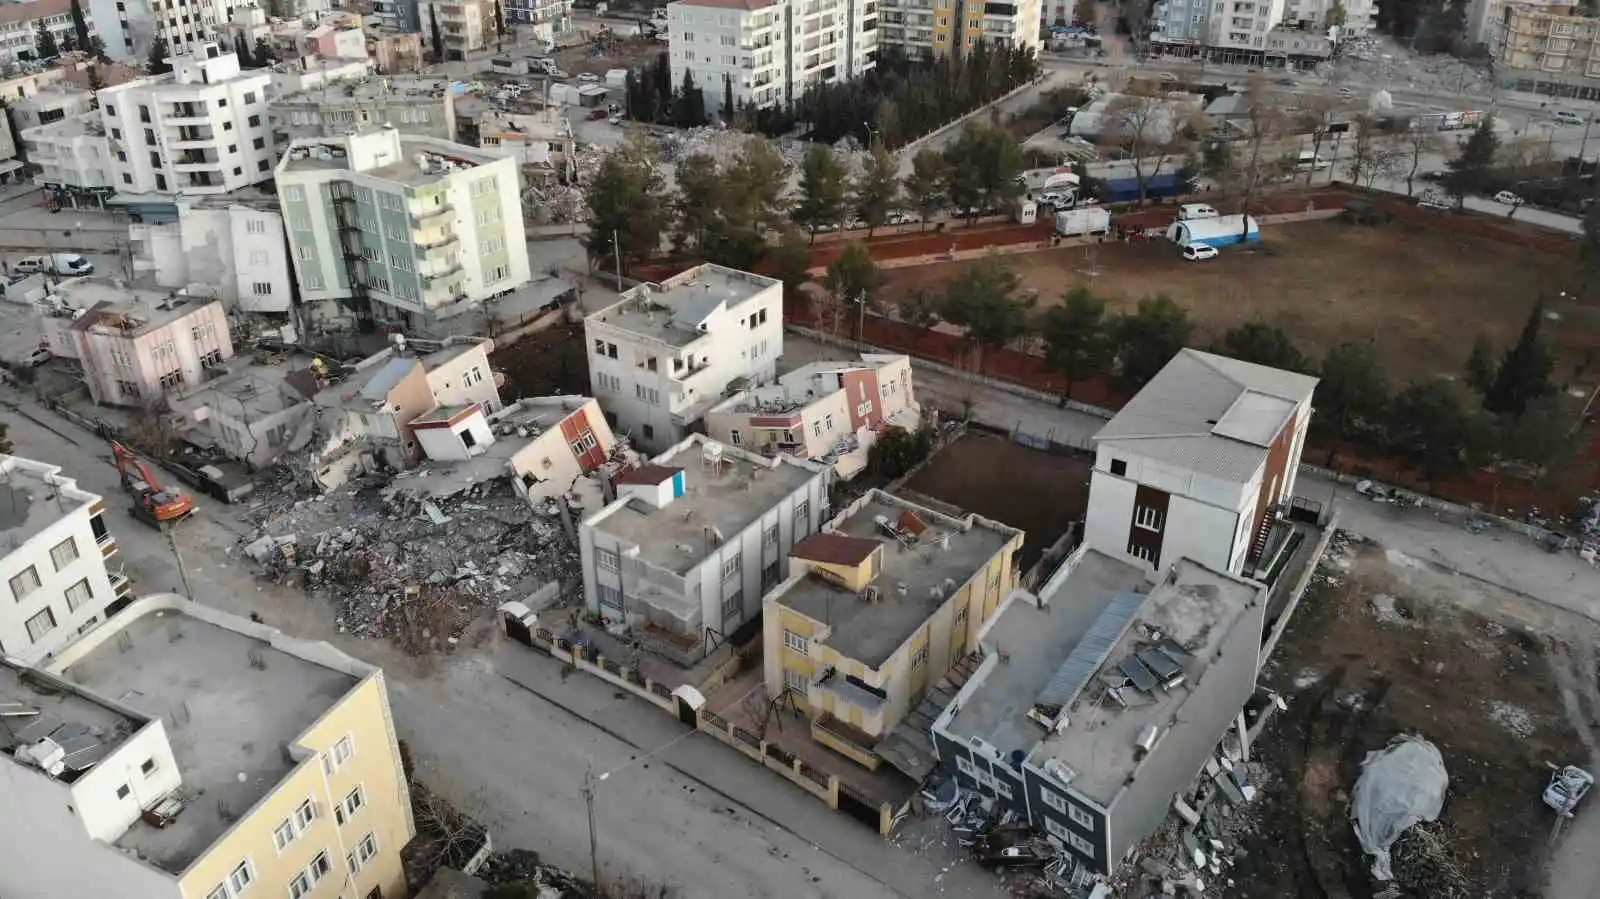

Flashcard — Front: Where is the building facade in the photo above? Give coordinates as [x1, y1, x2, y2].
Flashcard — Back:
[1082, 349, 1316, 578]
[1491, 3, 1600, 96]
[880, 0, 1040, 56]
[498, 396, 618, 504]
[269, 76, 457, 145]
[585, 264, 784, 453]
[86, 0, 227, 62]
[369, 31, 427, 73]
[1281, 0, 1378, 34]
[0, 455, 130, 664]
[0, 0, 94, 66]
[167, 368, 313, 469]
[127, 196, 293, 314]
[11, 86, 94, 131]
[503, 0, 573, 38]
[762, 490, 1022, 769]
[98, 44, 276, 197]
[276, 127, 530, 328]
[0, 595, 413, 899]
[433, 0, 495, 58]
[24, 113, 115, 202]
[1150, 0, 1288, 56]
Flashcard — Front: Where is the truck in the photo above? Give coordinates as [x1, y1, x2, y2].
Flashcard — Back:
[1097, 172, 1191, 204]
[1165, 214, 1260, 249]
[1054, 207, 1111, 237]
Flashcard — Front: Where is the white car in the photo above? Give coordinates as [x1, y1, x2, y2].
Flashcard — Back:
[1181, 243, 1219, 261]
[1158, 72, 1177, 82]
[1037, 192, 1069, 207]
[1493, 190, 1524, 206]
[1554, 110, 1586, 126]
[576, 72, 600, 83]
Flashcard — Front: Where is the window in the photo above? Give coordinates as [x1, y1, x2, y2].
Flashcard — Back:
[206, 886, 228, 899]
[258, 160, 269, 172]
[812, 420, 822, 438]
[292, 798, 315, 830]
[49, 536, 78, 570]
[244, 90, 257, 104]
[954, 754, 975, 777]
[138, 757, 157, 776]
[763, 524, 778, 546]
[911, 645, 928, 669]
[344, 785, 365, 818]
[761, 560, 780, 590]
[159, 369, 185, 389]
[721, 554, 741, 579]
[1133, 505, 1163, 531]
[993, 777, 1013, 799]
[783, 629, 808, 654]
[228, 859, 254, 893]
[596, 548, 619, 572]
[1040, 788, 1067, 814]
[334, 735, 354, 765]
[288, 871, 312, 899]
[308, 851, 331, 883]
[1068, 803, 1095, 830]
[794, 500, 809, 523]
[721, 588, 741, 622]
[597, 583, 622, 611]
[782, 667, 808, 695]
[1109, 458, 1126, 477]
[115, 782, 130, 799]
[65, 579, 93, 611]
[274, 819, 295, 851]
[1127, 542, 1155, 564]
[642, 424, 654, 440]
[252, 282, 272, 295]
[10, 565, 41, 600]
[463, 366, 484, 387]
[24, 607, 55, 642]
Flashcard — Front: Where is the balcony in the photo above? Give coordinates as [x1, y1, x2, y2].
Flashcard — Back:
[416, 232, 459, 255]
[410, 201, 455, 222]
[811, 712, 882, 771]
[109, 569, 132, 598]
[166, 102, 208, 124]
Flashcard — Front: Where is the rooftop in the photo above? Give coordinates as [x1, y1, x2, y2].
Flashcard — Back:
[587, 435, 824, 574]
[1093, 349, 1318, 484]
[589, 264, 778, 349]
[773, 492, 1022, 668]
[0, 454, 102, 548]
[0, 662, 142, 784]
[668, 0, 781, 9]
[383, 396, 600, 500]
[168, 364, 306, 420]
[276, 73, 451, 104]
[64, 285, 218, 338]
[280, 130, 500, 185]
[420, 337, 489, 373]
[56, 602, 365, 873]
[22, 111, 103, 140]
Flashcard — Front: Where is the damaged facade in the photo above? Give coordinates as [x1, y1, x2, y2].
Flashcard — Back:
[127, 193, 294, 317]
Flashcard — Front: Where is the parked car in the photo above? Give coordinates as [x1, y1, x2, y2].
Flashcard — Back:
[18, 346, 51, 368]
[14, 253, 93, 276]
[1181, 243, 1219, 261]
[1037, 191, 1070, 207]
[1158, 71, 1177, 82]
[1554, 110, 1586, 126]
[576, 72, 600, 83]
[1338, 86, 1355, 98]
[1493, 190, 1524, 206]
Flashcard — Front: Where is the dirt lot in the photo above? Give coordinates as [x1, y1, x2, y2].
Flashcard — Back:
[898, 431, 1089, 572]
[493, 322, 590, 400]
[555, 35, 664, 78]
[1235, 532, 1597, 897]
[877, 219, 1595, 385]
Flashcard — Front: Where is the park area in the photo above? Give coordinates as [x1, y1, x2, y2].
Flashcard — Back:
[876, 218, 1593, 386]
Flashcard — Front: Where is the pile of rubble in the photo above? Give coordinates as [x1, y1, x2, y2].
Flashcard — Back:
[923, 780, 1100, 897]
[1319, 35, 1493, 99]
[241, 475, 580, 653]
[477, 849, 598, 899]
[1113, 755, 1268, 896]
[653, 126, 811, 168]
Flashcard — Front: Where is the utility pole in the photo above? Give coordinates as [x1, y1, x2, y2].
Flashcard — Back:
[166, 523, 194, 599]
[583, 769, 600, 891]
[612, 229, 622, 292]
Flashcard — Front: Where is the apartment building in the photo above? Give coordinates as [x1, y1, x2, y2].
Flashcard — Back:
[763, 490, 1022, 770]
[86, 0, 226, 62]
[369, 30, 426, 73]
[497, 396, 618, 504]
[704, 353, 918, 479]
[1149, 0, 1286, 57]
[1082, 349, 1316, 578]
[128, 195, 292, 314]
[503, 0, 573, 41]
[586, 264, 784, 453]
[432, 0, 495, 59]
[98, 44, 276, 197]
[0, 0, 91, 66]
[1281, 0, 1378, 34]
[24, 113, 115, 203]
[11, 85, 93, 130]
[38, 282, 234, 407]
[371, 0, 423, 36]
[270, 76, 457, 145]
[0, 455, 131, 664]
[580, 434, 831, 664]
[0, 594, 412, 899]
[168, 367, 315, 469]
[276, 127, 530, 329]
[1490, 3, 1600, 97]
[931, 551, 1265, 876]
[879, 0, 1039, 56]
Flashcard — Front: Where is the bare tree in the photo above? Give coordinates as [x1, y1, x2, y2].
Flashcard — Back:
[1343, 115, 1397, 188]
[1398, 126, 1444, 197]
[1099, 82, 1201, 206]
[1297, 91, 1348, 187]
[1230, 77, 1291, 241]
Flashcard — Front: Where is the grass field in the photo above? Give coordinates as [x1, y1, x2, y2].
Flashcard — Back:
[879, 219, 1596, 385]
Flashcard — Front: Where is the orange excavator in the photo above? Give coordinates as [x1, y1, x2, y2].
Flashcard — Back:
[111, 442, 196, 529]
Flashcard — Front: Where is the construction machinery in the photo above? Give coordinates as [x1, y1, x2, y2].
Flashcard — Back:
[111, 442, 196, 529]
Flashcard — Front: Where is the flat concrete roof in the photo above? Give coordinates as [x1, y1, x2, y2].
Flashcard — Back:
[587, 435, 822, 575]
[942, 550, 1147, 767]
[0, 454, 99, 548]
[277, 74, 450, 104]
[774, 492, 1021, 668]
[66, 286, 218, 339]
[168, 364, 305, 419]
[281, 133, 498, 185]
[61, 607, 360, 873]
[590, 265, 777, 349]
[0, 662, 143, 781]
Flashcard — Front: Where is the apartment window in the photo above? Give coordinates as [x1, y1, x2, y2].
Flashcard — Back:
[114, 782, 130, 799]
[258, 160, 269, 172]
[117, 379, 140, 398]
[308, 850, 332, 884]
[244, 90, 257, 104]
[1040, 788, 1067, 814]
[245, 218, 265, 234]
[1068, 803, 1095, 831]
[159, 369, 185, 389]
[334, 735, 355, 765]
[728, 429, 743, 446]
[812, 420, 822, 438]
[596, 548, 619, 572]
[138, 104, 149, 122]
[758, 308, 768, 324]
[344, 785, 366, 818]
[487, 264, 509, 283]
[225, 143, 237, 154]
[1127, 543, 1156, 564]
[65, 579, 93, 611]
[794, 500, 809, 524]
[597, 583, 623, 612]
[274, 819, 295, 851]
[247, 113, 261, 127]
[253, 282, 272, 295]
[783, 629, 808, 654]
[288, 871, 312, 899]
[721, 588, 742, 622]
[292, 798, 315, 830]
[232, 166, 242, 176]
[24, 607, 56, 643]
[228, 860, 255, 893]
[105, 103, 115, 116]
[783, 667, 808, 695]
[763, 523, 778, 546]
[1109, 458, 1126, 476]
[122, 172, 132, 184]
[49, 536, 78, 570]
[463, 366, 484, 387]
[721, 554, 741, 580]
[144, 128, 156, 146]
[642, 424, 654, 440]
[359, 833, 378, 864]
[206, 887, 228, 899]
[993, 777, 1013, 800]
[1133, 505, 1163, 531]
[10, 565, 41, 601]
[911, 645, 928, 669]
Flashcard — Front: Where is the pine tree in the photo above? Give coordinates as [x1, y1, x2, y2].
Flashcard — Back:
[234, 33, 254, 68]
[1465, 334, 1495, 395]
[148, 36, 172, 75]
[68, 0, 91, 54]
[722, 73, 734, 124]
[1485, 299, 1555, 418]
[35, 21, 58, 60]
[429, 5, 444, 62]
[1444, 118, 1498, 212]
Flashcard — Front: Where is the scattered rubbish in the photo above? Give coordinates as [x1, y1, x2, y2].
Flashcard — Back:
[1543, 764, 1593, 818]
[1351, 734, 1449, 881]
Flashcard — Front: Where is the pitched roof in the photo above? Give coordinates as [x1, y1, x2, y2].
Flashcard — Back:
[613, 464, 682, 486]
[792, 533, 880, 568]
[1093, 349, 1318, 483]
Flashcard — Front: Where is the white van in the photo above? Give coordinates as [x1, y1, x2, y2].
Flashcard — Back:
[1294, 150, 1331, 171]
[1178, 203, 1219, 221]
[1554, 110, 1586, 126]
[14, 253, 93, 277]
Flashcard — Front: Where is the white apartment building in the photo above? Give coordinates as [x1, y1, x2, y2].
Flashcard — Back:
[98, 43, 275, 197]
[1282, 0, 1378, 34]
[1150, 0, 1291, 56]
[0, 0, 92, 67]
[86, 0, 227, 62]
[0, 455, 130, 664]
[668, 0, 875, 117]
[269, 75, 457, 146]
[275, 127, 531, 329]
[436, 0, 493, 59]
[24, 113, 115, 198]
[127, 195, 292, 314]
[580, 434, 831, 663]
[585, 264, 784, 453]
[1082, 349, 1316, 578]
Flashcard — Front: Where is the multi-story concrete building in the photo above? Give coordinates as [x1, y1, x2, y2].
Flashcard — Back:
[432, 0, 494, 59]
[1281, 0, 1378, 34]
[276, 127, 530, 329]
[265, 57, 374, 95]
[762, 490, 1022, 770]
[931, 551, 1265, 876]
[503, 0, 573, 41]
[580, 434, 831, 663]
[368, 30, 426, 73]
[0, 594, 413, 899]
[127, 194, 293, 314]
[11, 85, 94, 131]
[1491, 3, 1600, 97]
[585, 264, 784, 453]
[1149, 0, 1288, 58]
[269, 75, 457, 145]
[24, 113, 116, 205]
[1082, 349, 1316, 578]
[704, 353, 919, 479]
[38, 281, 235, 407]
[496, 395, 618, 504]
[168, 367, 315, 469]
[372, 0, 423, 36]
[879, 0, 1039, 56]
[0, 455, 131, 664]
[0, 0, 93, 66]
[98, 44, 276, 198]
[1468, 0, 1562, 46]
[86, 0, 227, 62]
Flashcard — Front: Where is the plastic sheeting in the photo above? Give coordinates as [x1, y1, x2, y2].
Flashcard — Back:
[1351, 734, 1449, 881]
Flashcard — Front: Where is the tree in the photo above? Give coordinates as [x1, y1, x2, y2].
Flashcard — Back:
[34, 21, 58, 60]
[770, 227, 812, 303]
[672, 152, 724, 253]
[793, 144, 848, 239]
[1493, 394, 1576, 483]
[1443, 118, 1498, 212]
[253, 35, 277, 65]
[234, 31, 254, 67]
[823, 241, 881, 340]
[584, 137, 671, 270]
[494, 0, 506, 37]
[1465, 334, 1496, 394]
[1099, 83, 1198, 205]
[1398, 126, 1443, 197]
[1485, 299, 1554, 417]
[86, 64, 104, 96]
[1111, 294, 1192, 389]
[851, 141, 901, 236]
[942, 123, 1023, 223]
[1072, 0, 1096, 23]
[902, 286, 941, 329]
[1231, 77, 1290, 241]
[1343, 115, 1391, 188]
[147, 36, 171, 74]
[1297, 91, 1344, 188]
[1038, 286, 1108, 405]
[1583, 179, 1600, 303]
[86, 34, 105, 61]
[703, 137, 789, 269]
[0, 422, 10, 455]
[1388, 380, 1482, 483]
[869, 426, 935, 478]
[429, 5, 444, 62]
[68, 0, 90, 53]
[1325, 0, 1347, 26]
[1316, 341, 1387, 437]
[722, 73, 734, 124]
[1218, 321, 1306, 371]
[938, 255, 1033, 374]
[673, 69, 706, 127]
[904, 149, 948, 232]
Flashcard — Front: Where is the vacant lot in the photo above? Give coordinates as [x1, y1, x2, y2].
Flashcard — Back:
[879, 219, 1594, 384]
[899, 431, 1089, 571]
[1235, 533, 1591, 897]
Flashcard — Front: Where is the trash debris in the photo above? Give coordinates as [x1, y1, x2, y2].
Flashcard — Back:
[1351, 734, 1449, 881]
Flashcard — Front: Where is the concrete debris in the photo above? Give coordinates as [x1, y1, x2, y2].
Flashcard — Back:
[242, 474, 581, 654]
[1111, 750, 1268, 897]
[476, 848, 597, 898]
[1311, 36, 1492, 100]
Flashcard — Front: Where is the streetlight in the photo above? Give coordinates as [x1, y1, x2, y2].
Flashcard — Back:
[861, 120, 876, 148]
[581, 725, 702, 891]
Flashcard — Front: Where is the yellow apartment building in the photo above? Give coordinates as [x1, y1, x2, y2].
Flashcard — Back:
[762, 489, 1023, 770]
[0, 595, 413, 899]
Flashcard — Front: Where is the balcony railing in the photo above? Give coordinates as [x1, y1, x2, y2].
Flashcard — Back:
[410, 202, 455, 222]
